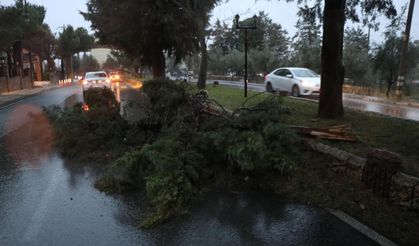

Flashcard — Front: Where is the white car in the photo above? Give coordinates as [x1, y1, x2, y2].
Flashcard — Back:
[82, 71, 111, 92]
[264, 67, 321, 97]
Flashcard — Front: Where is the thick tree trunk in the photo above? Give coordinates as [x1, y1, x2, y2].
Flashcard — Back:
[318, 0, 346, 118]
[13, 41, 24, 89]
[197, 36, 208, 89]
[152, 50, 166, 78]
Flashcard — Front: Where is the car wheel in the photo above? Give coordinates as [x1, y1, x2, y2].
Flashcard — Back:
[266, 82, 273, 93]
[291, 85, 300, 97]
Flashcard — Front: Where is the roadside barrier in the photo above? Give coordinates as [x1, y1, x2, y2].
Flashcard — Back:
[58, 79, 73, 87]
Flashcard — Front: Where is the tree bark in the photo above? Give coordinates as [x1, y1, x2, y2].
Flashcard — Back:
[64, 56, 74, 81]
[197, 36, 208, 89]
[318, 0, 346, 119]
[13, 41, 24, 89]
[5, 50, 10, 92]
[28, 46, 34, 88]
[152, 50, 166, 78]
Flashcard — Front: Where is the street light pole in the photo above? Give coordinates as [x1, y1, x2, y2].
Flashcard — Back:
[235, 14, 257, 98]
[244, 29, 248, 97]
[396, 0, 416, 98]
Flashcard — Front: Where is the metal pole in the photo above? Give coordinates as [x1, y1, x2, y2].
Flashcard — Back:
[244, 29, 248, 98]
[396, 0, 416, 98]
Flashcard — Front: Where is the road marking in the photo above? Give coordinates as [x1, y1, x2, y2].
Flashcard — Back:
[23, 161, 64, 243]
[328, 209, 398, 246]
[0, 99, 24, 111]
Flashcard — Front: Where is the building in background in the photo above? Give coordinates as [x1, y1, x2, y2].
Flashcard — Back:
[90, 48, 112, 66]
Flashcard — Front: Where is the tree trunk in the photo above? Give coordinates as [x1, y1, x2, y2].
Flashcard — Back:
[197, 36, 208, 89]
[5, 50, 10, 92]
[61, 58, 65, 80]
[64, 56, 74, 81]
[28, 46, 34, 88]
[152, 50, 166, 78]
[318, 0, 346, 119]
[13, 41, 24, 89]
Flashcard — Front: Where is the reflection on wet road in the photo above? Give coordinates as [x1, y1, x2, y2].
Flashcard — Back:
[0, 83, 381, 245]
[214, 80, 419, 122]
[343, 95, 419, 121]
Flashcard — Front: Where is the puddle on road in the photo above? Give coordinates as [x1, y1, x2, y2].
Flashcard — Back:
[2, 107, 54, 169]
[343, 98, 419, 121]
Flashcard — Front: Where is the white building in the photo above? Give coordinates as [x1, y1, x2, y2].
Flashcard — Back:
[90, 48, 112, 66]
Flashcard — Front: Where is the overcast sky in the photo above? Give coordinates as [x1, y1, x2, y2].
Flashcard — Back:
[0, 0, 418, 44]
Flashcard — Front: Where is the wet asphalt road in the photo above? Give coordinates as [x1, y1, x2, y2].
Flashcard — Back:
[213, 80, 419, 122]
[0, 83, 380, 245]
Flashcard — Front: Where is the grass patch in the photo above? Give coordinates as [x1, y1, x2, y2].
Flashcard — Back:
[207, 85, 419, 177]
[206, 85, 269, 109]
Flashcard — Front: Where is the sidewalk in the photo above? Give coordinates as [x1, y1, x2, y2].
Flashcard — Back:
[0, 82, 63, 108]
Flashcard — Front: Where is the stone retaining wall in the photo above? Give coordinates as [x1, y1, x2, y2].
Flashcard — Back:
[306, 140, 419, 210]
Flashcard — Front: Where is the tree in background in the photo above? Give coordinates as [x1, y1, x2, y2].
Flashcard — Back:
[0, 4, 24, 81]
[83, 0, 218, 79]
[0, 5, 23, 50]
[290, 4, 322, 72]
[1, 1, 54, 83]
[372, 7, 419, 97]
[208, 12, 289, 78]
[73, 54, 100, 76]
[282, 0, 397, 118]
[343, 27, 370, 87]
[56, 26, 94, 80]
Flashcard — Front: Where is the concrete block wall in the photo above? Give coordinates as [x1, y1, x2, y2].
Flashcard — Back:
[306, 140, 419, 210]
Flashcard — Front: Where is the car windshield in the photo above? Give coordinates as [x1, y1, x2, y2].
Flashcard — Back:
[86, 73, 107, 78]
[292, 69, 319, 78]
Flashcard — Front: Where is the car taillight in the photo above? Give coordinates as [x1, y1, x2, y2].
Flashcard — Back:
[82, 103, 89, 111]
[264, 75, 268, 81]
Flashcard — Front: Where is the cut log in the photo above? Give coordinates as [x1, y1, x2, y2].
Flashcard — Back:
[290, 124, 356, 142]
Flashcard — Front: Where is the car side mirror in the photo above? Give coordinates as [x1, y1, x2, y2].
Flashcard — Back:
[286, 74, 293, 78]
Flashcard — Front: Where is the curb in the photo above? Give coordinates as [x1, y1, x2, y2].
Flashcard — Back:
[328, 209, 398, 246]
[0, 85, 63, 110]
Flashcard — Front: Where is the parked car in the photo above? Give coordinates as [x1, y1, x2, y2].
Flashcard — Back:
[82, 71, 111, 92]
[264, 67, 321, 97]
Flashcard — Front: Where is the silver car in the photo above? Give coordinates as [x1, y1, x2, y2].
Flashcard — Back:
[264, 67, 321, 97]
[82, 71, 111, 92]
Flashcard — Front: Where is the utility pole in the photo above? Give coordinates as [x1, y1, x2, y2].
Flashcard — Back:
[235, 14, 257, 98]
[396, 0, 416, 98]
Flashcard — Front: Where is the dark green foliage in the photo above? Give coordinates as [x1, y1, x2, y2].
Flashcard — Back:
[82, 0, 218, 77]
[45, 88, 128, 160]
[95, 79, 301, 226]
[84, 87, 118, 111]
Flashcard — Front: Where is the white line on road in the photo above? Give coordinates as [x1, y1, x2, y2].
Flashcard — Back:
[328, 209, 398, 246]
[0, 99, 24, 111]
[23, 161, 64, 243]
